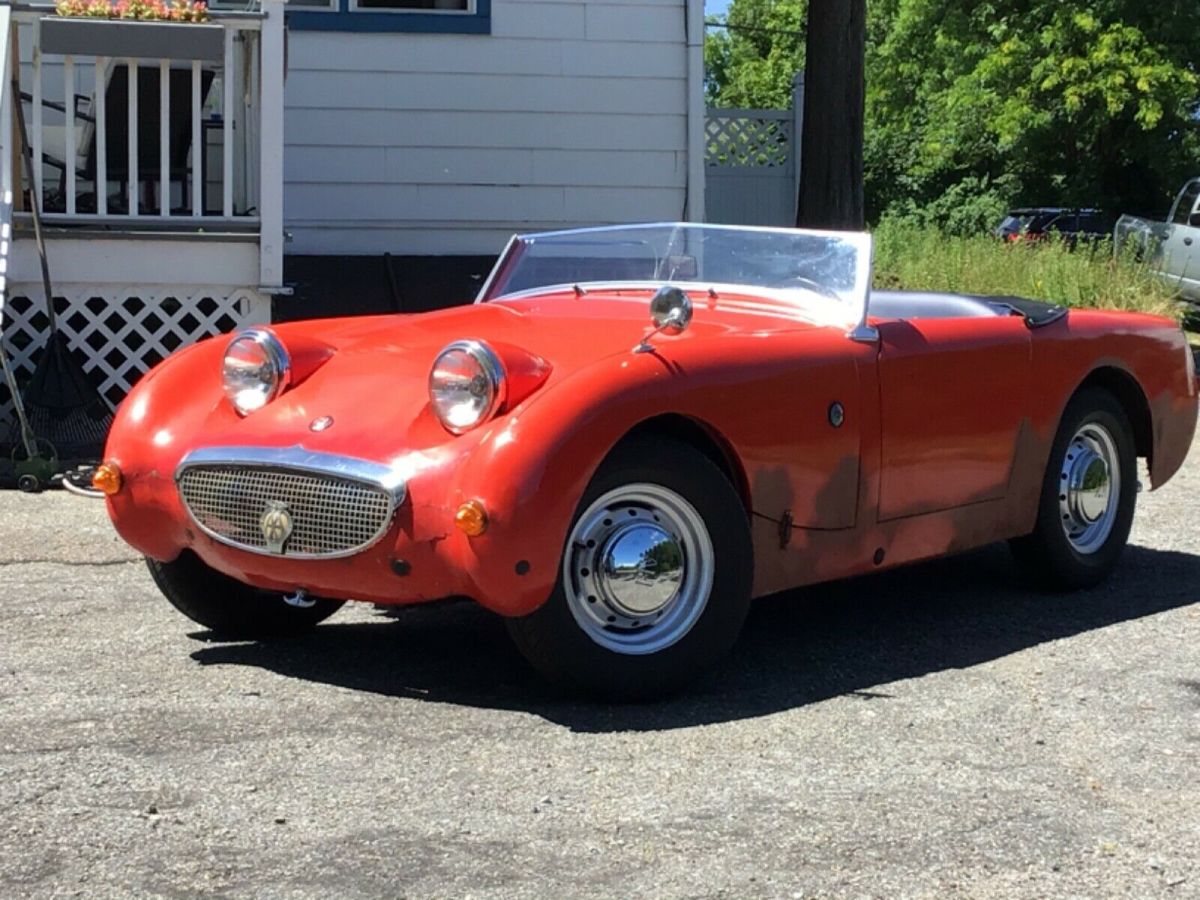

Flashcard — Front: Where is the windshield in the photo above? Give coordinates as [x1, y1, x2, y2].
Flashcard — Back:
[997, 214, 1032, 234]
[477, 223, 874, 327]
[999, 211, 1062, 235]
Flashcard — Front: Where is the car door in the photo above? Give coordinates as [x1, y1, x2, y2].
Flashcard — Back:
[1162, 181, 1200, 296]
[874, 315, 1033, 521]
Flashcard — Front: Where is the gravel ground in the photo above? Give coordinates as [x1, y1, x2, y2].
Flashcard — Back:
[1, 444, 1198, 899]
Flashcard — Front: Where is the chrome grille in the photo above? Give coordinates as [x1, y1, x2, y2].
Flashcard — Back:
[178, 465, 395, 558]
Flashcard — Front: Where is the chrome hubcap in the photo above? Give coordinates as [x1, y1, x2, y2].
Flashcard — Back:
[564, 483, 713, 655]
[1058, 422, 1119, 554]
[600, 523, 683, 616]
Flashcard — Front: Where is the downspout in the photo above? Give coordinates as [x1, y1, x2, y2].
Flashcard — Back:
[258, 0, 286, 291]
[684, 0, 705, 222]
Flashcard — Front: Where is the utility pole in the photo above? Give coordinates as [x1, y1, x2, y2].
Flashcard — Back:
[796, 0, 866, 230]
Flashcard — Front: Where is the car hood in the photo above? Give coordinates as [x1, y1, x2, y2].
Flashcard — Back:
[165, 292, 823, 456]
[282, 291, 823, 365]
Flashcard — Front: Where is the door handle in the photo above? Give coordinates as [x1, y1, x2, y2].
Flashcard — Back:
[1186, 237, 1195, 246]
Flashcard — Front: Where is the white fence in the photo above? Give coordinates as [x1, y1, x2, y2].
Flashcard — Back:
[705, 75, 803, 227]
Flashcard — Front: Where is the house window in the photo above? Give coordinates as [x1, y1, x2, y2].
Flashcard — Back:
[353, 1, 471, 9]
[287, 0, 490, 33]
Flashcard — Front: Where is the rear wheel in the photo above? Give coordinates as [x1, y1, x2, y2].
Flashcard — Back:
[1010, 388, 1137, 589]
[147, 551, 344, 637]
[506, 438, 753, 700]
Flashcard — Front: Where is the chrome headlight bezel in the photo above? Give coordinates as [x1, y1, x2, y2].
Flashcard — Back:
[429, 339, 508, 435]
[222, 328, 291, 416]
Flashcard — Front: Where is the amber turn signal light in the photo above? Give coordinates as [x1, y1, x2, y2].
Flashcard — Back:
[92, 462, 123, 496]
[454, 500, 488, 537]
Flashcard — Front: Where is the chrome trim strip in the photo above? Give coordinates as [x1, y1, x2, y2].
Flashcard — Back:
[847, 323, 880, 344]
[1026, 306, 1068, 329]
[477, 222, 873, 329]
[475, 233, 517, 303]
[177, 445, 407, 498]
[175, 445, 407, 560]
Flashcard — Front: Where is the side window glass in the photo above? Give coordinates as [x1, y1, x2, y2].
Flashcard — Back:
[1172, 182, 1200, 224]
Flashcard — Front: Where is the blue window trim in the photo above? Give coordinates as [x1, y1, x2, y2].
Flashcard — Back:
[287, 0, 491, 34]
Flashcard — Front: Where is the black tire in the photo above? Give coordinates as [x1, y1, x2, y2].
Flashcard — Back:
[506, 438, 753, 700]
[147, 551, 344, 637]
[1009, 387, 1137, 590]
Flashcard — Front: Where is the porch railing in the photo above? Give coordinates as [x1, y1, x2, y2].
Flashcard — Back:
[3, 0, 285, 285]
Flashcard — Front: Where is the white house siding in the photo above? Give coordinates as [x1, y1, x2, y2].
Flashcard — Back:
[283, 0, 693, 256]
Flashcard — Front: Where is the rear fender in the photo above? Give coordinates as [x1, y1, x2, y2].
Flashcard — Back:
[1029, 313, 1197, 496]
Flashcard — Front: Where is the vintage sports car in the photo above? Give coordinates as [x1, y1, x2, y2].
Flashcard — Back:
[96, 223, 1198, 698]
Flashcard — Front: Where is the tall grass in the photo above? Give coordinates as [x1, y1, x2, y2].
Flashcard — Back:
[872, 220, 1183, 322]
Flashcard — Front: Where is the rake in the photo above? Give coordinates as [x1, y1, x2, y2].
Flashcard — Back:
[4, 73, 112, 484]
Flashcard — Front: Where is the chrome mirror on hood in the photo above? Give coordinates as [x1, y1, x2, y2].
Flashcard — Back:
[649, 285, 693, 333]
[634, 286, 693, 354]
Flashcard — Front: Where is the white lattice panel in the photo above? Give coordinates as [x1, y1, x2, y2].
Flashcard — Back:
[706, 112, 792, 169]
[0, 287, 269, 426]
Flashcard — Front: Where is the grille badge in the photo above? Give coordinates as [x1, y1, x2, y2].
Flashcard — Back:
[260, 501, 295, 555]
[310, 416, 334, 432]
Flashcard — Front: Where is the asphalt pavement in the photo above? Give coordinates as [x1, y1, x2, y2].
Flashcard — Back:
[1, 442, 1198, 898]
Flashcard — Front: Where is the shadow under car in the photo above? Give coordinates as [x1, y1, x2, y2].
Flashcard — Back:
[188, 542, 1200, 732]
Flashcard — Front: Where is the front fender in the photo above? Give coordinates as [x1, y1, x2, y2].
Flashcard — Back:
[443, 330, 866, 615]
[103, 337, 227, 560]
[445, 349, 689, 615]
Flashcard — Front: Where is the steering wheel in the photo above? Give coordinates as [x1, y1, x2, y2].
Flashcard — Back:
[783, 275, 840, 300]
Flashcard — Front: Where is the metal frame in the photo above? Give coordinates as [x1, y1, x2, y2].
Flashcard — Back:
[475, 222, 875, 330]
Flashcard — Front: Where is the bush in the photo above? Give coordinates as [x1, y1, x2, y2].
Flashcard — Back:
[880, 176, 1017, 237]
[872, 219, 1183, 321]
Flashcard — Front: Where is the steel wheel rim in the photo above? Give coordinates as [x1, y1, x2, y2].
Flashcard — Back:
[1058, 421, 1120, 555]
[563, 483, 714, 655]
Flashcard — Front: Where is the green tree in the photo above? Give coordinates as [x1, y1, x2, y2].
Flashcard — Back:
[705, 0, 808, 108]
[707, 0, 1200, 228]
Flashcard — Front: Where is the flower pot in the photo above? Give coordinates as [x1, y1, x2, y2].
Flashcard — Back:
[40, 17, 224, 63]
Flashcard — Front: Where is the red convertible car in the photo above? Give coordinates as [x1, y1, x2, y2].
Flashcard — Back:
[97, 223, 1197, 698]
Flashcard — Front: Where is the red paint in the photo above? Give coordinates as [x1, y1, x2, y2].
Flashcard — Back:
[102, 289, 1198, 616]
[876, 316, 1032, 519]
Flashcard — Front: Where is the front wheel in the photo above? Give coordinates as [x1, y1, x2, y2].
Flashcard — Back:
[1010, 388, 1137, 589]
[147, 551, 344, 638]
[506, 438, 753, 700]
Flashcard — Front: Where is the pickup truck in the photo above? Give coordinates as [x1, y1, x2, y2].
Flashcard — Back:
[1115, 179, 1200, 302]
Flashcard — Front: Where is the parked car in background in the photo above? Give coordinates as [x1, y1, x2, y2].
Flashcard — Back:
[996, 208, 1116, 246]
[1115, 179, 1200, 303]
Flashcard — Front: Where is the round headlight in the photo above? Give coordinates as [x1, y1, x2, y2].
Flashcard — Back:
[429, 340, 507, 434]
[223, 329, 290, 416]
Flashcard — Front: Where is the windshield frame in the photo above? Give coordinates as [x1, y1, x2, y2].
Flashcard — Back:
[475, 222, 875, 329]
